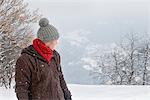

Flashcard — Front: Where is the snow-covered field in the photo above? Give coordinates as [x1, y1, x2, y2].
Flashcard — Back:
[0, 84, 150, 100]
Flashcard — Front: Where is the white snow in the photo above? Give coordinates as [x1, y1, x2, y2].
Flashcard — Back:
[69, 84, 150, 100]
[0, 84, 150, 100]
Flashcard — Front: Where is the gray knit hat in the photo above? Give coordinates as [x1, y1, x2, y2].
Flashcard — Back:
[37, 18, 59, 43]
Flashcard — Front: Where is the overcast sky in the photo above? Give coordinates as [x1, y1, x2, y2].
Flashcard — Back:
[26, 0, 148, 2]
[26, 0, 149, 44]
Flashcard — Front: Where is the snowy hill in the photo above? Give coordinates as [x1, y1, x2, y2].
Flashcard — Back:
[0, 84, 150, 100]
[70, 84, 150, 100]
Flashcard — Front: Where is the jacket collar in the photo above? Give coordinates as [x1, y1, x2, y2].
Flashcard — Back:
[21, 45, 57, 64]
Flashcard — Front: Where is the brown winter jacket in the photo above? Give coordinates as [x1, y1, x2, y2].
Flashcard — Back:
[15, 45, 72, 100]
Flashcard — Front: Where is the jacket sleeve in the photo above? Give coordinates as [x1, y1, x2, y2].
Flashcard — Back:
[57, 54, 72, 100]
[15, 56, 31, 100]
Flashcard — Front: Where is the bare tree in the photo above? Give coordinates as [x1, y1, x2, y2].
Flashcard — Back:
[83, 33, 150, 85]
[0, 0, 41, 89]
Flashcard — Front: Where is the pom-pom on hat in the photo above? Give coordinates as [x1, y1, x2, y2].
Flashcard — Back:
[37, 18, 59, 43]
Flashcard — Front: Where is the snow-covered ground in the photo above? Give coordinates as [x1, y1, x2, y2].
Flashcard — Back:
[0, 84, 150, 100]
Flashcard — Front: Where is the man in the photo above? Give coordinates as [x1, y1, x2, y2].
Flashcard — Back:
[15, 18, 72, 100]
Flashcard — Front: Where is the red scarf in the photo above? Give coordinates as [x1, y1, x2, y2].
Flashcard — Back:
[33, 38, 53, 63]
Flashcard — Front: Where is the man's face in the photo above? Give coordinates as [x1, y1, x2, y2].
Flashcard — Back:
[45, 39, 59, 50]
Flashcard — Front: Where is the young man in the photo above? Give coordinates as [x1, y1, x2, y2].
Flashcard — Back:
[15, 18, 72, 100]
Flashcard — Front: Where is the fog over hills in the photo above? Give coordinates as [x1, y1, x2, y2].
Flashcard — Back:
[25, 0, 149, 84]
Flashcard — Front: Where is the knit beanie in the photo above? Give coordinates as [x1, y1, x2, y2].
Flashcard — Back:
[37, 18, 59, 43]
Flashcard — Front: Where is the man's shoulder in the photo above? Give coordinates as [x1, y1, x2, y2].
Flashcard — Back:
[16, 53, 30, 63]
[53, 49, 60, 57]
[53, 49, 61, 64]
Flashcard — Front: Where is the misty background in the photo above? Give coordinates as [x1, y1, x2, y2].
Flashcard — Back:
[26, 0, 149, 85]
